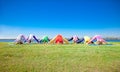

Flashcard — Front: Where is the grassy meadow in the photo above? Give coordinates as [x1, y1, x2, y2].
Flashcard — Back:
[0, 42, 120, 72]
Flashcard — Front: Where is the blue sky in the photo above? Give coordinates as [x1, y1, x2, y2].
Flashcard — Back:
[0, 0, 120, 38]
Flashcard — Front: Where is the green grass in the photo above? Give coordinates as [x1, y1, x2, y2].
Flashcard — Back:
[0, 42, 120, 72]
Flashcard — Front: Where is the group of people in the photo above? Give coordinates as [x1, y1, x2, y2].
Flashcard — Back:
[15, 34, 107, 45]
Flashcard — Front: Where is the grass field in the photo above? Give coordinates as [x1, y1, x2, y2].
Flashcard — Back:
[0, 42, 120, 72]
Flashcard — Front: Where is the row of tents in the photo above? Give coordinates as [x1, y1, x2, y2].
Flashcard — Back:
[15, 34, 107, 45]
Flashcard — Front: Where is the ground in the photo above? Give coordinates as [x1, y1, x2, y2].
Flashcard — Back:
[0, 42, 120, 72]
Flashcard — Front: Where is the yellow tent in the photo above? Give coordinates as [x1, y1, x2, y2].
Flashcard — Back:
[84, 36, 91, 44]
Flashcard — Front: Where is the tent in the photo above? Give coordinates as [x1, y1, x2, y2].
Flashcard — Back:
[68, 35, 80, 43]
[84, 36, 91, 44]
[26, 34, 39, 43]
[88, 35, 106, 45]
[49, 34, 69, 44]
[40, 36, 50, 43]
[15, 34, 27, 44]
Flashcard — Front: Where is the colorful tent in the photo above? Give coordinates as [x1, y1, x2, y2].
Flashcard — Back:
[49, 34, 69, 44]
[15, 34, 26, 44]
[40, 36, 50, 43]
[84, 36, 91, 44]
[26, 34, 39, 43]
[68, 35, 79, 43]
[88, 35, 106, 45]
[76, 38, 84, 43]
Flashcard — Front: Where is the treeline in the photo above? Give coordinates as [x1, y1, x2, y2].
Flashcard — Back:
[104, 37, 120, 40]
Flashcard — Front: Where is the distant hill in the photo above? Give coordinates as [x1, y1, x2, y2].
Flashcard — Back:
[104, 37, 120, 40]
